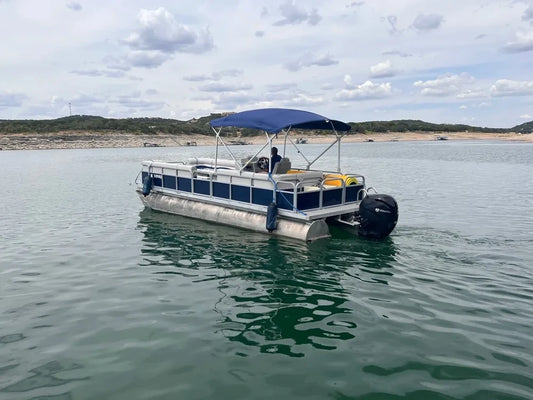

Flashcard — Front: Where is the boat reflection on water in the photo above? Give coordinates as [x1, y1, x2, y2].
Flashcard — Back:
[137, 209, 397, 357]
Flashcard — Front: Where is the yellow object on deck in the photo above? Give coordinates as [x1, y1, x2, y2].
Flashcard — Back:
[324, 174, 358, 186]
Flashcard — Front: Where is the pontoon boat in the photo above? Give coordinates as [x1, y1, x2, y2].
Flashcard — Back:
[136, 108, 398, 241]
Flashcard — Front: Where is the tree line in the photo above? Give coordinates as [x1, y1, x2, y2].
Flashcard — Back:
[0, 114, 530, 135]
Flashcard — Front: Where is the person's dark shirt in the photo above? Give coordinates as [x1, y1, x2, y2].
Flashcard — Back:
[270, 154, 282, 172]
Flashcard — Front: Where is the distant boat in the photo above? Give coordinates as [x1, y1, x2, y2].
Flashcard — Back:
[229, 140, 248, 145]
[143, 142, 160, 147]
[436, 136, 448, 141]
[296, 137, 307, 144]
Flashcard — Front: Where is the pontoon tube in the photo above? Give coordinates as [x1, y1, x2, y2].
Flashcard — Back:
[137, 190, 330, 241]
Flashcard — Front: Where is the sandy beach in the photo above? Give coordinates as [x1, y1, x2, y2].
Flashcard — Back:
[0, 130, 531, 151]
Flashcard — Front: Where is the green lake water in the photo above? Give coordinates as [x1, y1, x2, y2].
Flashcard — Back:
[1, 141, 532, 399]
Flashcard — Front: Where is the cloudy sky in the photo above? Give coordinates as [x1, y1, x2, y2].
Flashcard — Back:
[1, 0, 532, 127]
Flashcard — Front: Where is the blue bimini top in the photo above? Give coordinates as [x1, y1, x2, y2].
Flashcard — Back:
[209, 108, 351, 134]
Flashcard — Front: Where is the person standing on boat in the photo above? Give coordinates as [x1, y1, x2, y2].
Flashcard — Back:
[270, 147, 282, 173]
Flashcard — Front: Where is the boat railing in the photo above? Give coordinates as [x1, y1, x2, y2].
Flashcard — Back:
[140, 163, 366, 215]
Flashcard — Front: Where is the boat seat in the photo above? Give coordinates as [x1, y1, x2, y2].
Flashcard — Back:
[272, 157, 291, 174]
[187, 157, 237, 169]
[275, 170, 323, 181]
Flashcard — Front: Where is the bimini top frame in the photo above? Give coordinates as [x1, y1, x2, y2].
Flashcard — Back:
[209, 108, 352, 173]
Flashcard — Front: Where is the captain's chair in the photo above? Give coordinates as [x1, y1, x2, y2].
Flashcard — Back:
[272, 157, 291, 174]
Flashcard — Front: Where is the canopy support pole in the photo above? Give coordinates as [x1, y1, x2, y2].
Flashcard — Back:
[212, 127, 241, 171]
[286, 134, 311, 168]
[306, 130, 346, 171]
[239, 132, 271, 173]
[332, 121, 342, 173]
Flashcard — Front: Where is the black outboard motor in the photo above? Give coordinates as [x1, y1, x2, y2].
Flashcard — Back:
[358, 194, 398, 239]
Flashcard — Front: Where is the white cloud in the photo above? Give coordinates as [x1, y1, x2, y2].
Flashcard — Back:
[114, 93, 165, 111]
[274, 1, 321, 26]
[501, 30, 533, 53]
[370, 60, 395, 78]
[382, 50, 412, 57]
[523, 6, 533, 24]
[102, 55, 131, 72]
[266, 83, 298, 93]
[284, 54, 338, 71]
[412, 14, 443, 31]
[239, 88, 324, 110]
[519, 114, 532, 119]
[490, 79, 533, 96]
[54, 92, 166, 116]
[335, 80, 392, 100]
[183, 70, 242, 82]
[457, 89, 487, 99]
[66, 2, 82, 11]
[343, 74, 353, 87]
[281, 93, 325, 107]
[414, 73, 475, 96]
[458, 102, 491, 109]
[123, 7, 213, 68]
[210, 91, 263, 110]
[386, 15, 401, 35]
[198, 82, 253, 93]
[70, 69, 126, 78]
[126, 50, 170, 69]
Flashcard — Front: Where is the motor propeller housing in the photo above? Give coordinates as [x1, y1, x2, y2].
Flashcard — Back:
[358, 194, 398, 239]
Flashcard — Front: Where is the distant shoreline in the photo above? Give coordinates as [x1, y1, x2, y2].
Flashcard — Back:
[0, 130, 531, 150]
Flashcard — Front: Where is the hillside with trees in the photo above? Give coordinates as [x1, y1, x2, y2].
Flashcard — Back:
[0, 114, 530, 135]
[348, 120, 510, 134]
[511, 120, 533, 134]
[0, 115, 222, 135]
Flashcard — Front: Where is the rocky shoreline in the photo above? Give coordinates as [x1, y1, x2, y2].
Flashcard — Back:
[0, 130, 531, 151]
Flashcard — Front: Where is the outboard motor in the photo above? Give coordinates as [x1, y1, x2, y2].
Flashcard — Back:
[358, 194, 398, 239]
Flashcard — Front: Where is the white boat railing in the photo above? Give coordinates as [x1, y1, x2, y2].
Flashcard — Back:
[139, 161, 365, 215]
